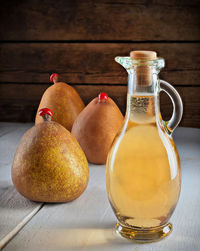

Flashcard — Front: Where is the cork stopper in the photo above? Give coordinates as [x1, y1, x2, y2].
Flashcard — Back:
[130, 51, 157, 60]
[130, 51, 157, 86]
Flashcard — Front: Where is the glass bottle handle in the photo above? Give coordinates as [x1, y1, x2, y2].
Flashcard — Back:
[160, 80, 183, 133]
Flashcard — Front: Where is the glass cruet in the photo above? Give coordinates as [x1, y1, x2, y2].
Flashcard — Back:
[106, 51, 183, 243]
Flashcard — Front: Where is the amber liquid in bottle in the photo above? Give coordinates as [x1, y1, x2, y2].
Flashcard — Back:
[106, 94, 181, 241]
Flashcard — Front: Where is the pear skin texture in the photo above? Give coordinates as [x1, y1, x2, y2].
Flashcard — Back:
[71, 97, 124, 165]
[35, 82, 85, 131]
[12, 121, 89, 202]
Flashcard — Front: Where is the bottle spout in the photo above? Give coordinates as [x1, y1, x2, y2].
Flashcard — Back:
[115, 56, 133, 70]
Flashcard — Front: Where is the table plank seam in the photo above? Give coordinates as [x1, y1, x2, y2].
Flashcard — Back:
[0, 204, 43, 250]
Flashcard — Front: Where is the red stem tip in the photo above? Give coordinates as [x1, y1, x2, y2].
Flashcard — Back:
[50, 73, 59, 83]
[98, 92, 108, 101]
[39, 108, 53, 117]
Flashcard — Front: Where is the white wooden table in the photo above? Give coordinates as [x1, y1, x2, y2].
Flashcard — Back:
[0, 123, 200, 251]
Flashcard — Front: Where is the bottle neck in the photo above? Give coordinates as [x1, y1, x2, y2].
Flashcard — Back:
[127, 67, 159, 94]
[126, 68, 160, 124]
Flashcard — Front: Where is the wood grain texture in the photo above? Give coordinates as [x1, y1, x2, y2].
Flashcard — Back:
[0, 43, 200, 85]
[0, 0, 200, 41]
[0, 84, 199, 127]
[0, 1, 199, 126]
[0, 187, 42, 250]
[3, 127, 200, 251]
[0, 124, 43, 250]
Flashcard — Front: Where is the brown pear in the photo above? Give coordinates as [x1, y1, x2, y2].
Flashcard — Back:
[71, 93, 123, 164]
[35, 73, 85, 131]
[12, 108, 89, 202]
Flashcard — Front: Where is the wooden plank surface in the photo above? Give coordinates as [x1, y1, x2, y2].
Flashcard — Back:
[0, 84, 199, 127]
[0, 43, 200, 85]
[0, 0, 199, 128]
[0, 0, 200, 41]
[3, 127, 200, 251]
[0, 124, 43, 250]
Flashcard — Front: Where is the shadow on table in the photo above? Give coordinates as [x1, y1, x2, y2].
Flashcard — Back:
[29, 225, 131, 250]
[11, 225, 199, 251]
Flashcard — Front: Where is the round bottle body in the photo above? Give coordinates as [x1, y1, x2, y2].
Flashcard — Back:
[106, 96, 181, 242]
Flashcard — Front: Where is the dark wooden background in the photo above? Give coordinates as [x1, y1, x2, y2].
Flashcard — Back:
[0, 0, 200, 127]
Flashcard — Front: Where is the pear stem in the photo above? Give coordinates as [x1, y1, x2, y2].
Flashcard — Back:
[42, 114, 51, 122]
[50, 73, 59, 84]
[53, 76, 58, 84]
